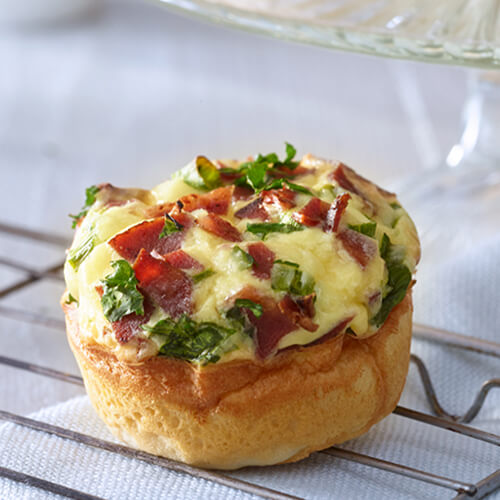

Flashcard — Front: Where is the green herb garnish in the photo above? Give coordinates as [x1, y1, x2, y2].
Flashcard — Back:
[274, 259, 299, 268]
[284, 142, 297, 165]
[65, 293, 78, 305]
[69, 185, 100, 228]
[225, 298, 263, 337]
[67, 230, 97, 270]
[348, 222, 377, 238]
[231, 245, 254, 270]
[380, 233, 390, 256]
[142, 315, 235, 364]
[271, 260, 315, 296]
[234, 142, 300, 192]
[175, 156, 221, 191]
[257, 178, 312, 195]
[381, 234, 406, 264]
[100, 260, 144, 322]
[159, 214, 183, 238]
[234, 298, 263, 318]
[371, 234, 412, 327]
[192, 268, 216, 283]
[246, 222, 303, 240]
[238, 158, 271, 191]
[390, 203, 403, 228]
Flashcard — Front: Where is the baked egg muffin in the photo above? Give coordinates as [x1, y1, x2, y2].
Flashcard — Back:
[63, 144, 419, 469]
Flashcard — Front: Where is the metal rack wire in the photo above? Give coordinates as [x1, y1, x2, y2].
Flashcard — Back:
[0, 221, 498, 500]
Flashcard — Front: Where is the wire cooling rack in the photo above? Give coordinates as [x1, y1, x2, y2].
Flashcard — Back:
[0, 221, 499, 500]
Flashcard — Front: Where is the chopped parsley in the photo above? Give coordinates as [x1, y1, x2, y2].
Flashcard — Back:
[348, 222, 377, 238]
[142, 315, 235, 364]
[246, 222, 303, 240]
[371, 234, 412, 327]
[271, 259, 315, 296]
[192, 268, 215, 283]
[69, 185, 100, 228]
[238, 158, 270, 191]
[234, 298, 263, 318]
[176, 156, 222, 191]
[233, 142, 301, 192]
[257, 178, 312, 195]
[159, 214, 183, 238]
[65, 293, 78, 305]
[67, 229, 97, 270]
[231, 245, 254, 270]
[390, 203, 404, 228]
[284, 142, 297, 165]
[100, 260, 144, 322]
[225, 298, 263, 337]
[380, 232, 390, 256]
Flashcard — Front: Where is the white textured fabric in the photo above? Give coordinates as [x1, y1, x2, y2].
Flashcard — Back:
[1, 0, 499, 498]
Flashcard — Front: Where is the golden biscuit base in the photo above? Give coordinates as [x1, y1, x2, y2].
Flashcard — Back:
[64, 292, 413, 470]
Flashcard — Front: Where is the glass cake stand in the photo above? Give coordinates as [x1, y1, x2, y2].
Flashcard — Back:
[155, 0, 500, 68]
[156, 0, 500, 261]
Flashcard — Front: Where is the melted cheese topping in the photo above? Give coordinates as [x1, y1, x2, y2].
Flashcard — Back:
[64, 155, 419, 364]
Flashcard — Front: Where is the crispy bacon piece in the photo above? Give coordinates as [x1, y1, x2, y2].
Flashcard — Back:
[232, 186, 254, 201]
[133, 249, 192, 317]
[254, 307, 297, 359]
[292, 193, 350, 232]
[170, 210, 194, 229]
[330, 163, 364, 198]
[234, 198, 269, 221]
[324, 193, 351, 233]
[278, 294, 318, 332]
[198, 214, 242, 242]
[306, 316, 353, 347]
[337, 228, 377, 269]
[292, 197, 330, 227]
[233, 286, 296, 359]
[145, 202, 176, 218]
[295, 293, 316, 319]
[145, 202, 195, 227]
[235, 187, 297, 221]
[262, 187, 296, 210]
[247, 242, 275, 279]
[176, 195, 202, 213]
[179, 186, 233, 215]
[162, 249, 203, 271]
[113, 297, 154, 344]
[108, 217, 184, 262]
[330, 163, 395, 203]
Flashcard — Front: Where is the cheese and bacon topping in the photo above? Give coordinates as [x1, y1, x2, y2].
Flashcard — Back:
[64, 145, 419, 365]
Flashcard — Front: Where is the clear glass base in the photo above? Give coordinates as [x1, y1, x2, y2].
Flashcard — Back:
[394, 71, 500, 265]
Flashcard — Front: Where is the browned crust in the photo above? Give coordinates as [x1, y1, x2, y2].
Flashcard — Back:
[63, 292, 413, 469]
